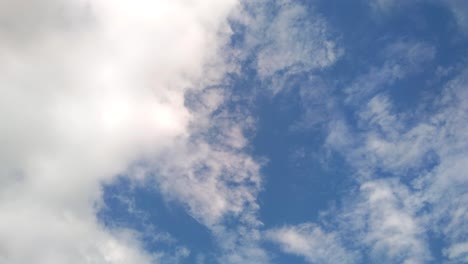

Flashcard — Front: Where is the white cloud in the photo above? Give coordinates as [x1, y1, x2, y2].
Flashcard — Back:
[255, 1, 340, 79]
[0, 0, 261, 263]
[3, 1, 464, 263]
[444, 242, 468, 263]
[445, 0, 468, 35]
[325, 63, 468, 262]
[266, 223, 358, 264]
[345, 41, 435, 104]
[348, 180, 431, 264]
[143, 92, 268, 262]
[260, 4, 467, 263]
[416, 68, 468, 263]
[212, 225, 269, 264]
[150, 139, 262, 227]
[231, 0, 342, 94]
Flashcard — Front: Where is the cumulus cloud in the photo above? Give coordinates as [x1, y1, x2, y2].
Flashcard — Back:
[0, 0, 263, 263]
[0, 0, 341, 263]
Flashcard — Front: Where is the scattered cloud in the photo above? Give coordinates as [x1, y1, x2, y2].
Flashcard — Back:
[1, 1, 466, 263]
[344, 179, 431, 263]
[445, 0, 468, 35]
[323, 63, 468, 263]
[254, 1, 341, 79]
[266, 223, 358, 264]
[345, 41, 435, 104]
[231, 0, 342, 93]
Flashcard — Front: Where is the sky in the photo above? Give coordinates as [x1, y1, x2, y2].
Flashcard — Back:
[0, 0, 467, 263]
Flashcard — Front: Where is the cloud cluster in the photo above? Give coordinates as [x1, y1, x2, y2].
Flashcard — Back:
[243, 2, 466, 263]
[231, 0, 342, 94]
[267, 34, 467, 262]
[253, 1, 340, 79]
[323, 51, 468, 263]
[266, 223, 358, 264]
[1, 0, 343, 262]
[0, 0, 253, 263]
[2, 0, 466, 263]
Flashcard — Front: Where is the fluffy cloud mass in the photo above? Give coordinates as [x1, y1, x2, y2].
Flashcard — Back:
[0, 0, 254, 263]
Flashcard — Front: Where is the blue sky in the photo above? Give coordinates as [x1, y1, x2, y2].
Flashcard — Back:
[1, 0, 467, 264]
